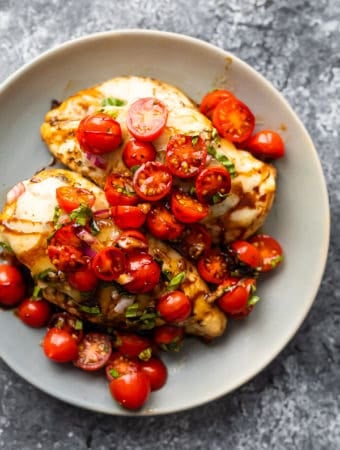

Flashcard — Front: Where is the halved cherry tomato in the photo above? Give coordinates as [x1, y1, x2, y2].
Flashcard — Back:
[67, 264, 98, 291]
[199, 89, 236, 119]
[109, 371, 151, 410]
[249, 234, 283, 272]
[104, 172, 139, 206]
[122, 138, 156, 168]
[56, 186, 96, 213]
[126, 97, 168, 142]
[113, 332, 152, 358]
[17, 298, 52, 327]
[74, 332, 112, 371]
[111, 205, 146, 230]
[42, 327, 78, 363]
[47, 312, 84, 343]
[212, 97, 255, 143]
[166, 134, 207, 178]
[146, 204, 184, 240]
[156, 290, 192, 323]
[180, 224, 212, 260]
[47, 244, 85, 272]
[230, 240, 262, 269]
[115, 230, 148, 252]
[197, 249, 229, 284]
[153, 325, 185, 352]
[133, 161, 173, 202]
[140, 357, 167, 391]
[124, 251, 161, 294]
[105, 352, 141, 382]
[91, 247, 126, 281]
[195, 166, 231, 204]
[0, 264, 26, 307]
[245, 130, 285, 159]
[76, 112, 122, 154]
[170, 190, 209, 223]
[49, 224, 82, 248]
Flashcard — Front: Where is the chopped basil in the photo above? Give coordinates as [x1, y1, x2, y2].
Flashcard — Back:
[138, 347, 152, 361]
[248, 294, 260, 306]
[167, 271, 186, 291]
[36, 269, 58, 281]
[53, 206, 62, 228]
[78, 304, 101, 315]
[101, 97, 126, 107]
[212, 192, 228, 204]
[207, 145, 237, 178]
[161, 336, 182, 352]
[125, 303, 139, 318]
[189, 186, 196, 196]
[69, 204, 93, 226]
[191, 135, 199, 146]
[125, 303, 157, 329]
[74, 319, 83, 330]
[109, 368, 120, 379]
[270, 255, 284, 268]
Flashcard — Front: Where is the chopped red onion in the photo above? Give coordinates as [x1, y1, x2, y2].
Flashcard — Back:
[75, 227, 97, 245]
[93, 208, 112, 220]
[6, 182, 25, 204]
[82, 244, 97, 258]
[84, 151, 108, 169]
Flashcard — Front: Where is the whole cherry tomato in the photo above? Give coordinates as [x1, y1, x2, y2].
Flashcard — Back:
[166, 134, 207, 178]
[230, 240, 262, 269]
[67, 264, 98, 291]
[140, 357, 168, 391]
[124, 251, 161, 294]
[109, 371, 151, 410]
[0, 264, 26, 307]
[56, 186, 96, 213]
[111, 205, 146, 230]
[156, 290, 192, 323]
[146, 204, 184, 240]
[42, 327, 78, 363]
[122, 138, 156, 168]
[249, 234, 283, 272]
[245, 130, 285, 159]
[47, 312, 84, 343]
[17, 298, 52, 327]
[133, 161, 173, 202]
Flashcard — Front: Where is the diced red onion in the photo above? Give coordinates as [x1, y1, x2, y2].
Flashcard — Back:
[93, 208, 112, 220]
[84, 151, 108, 169]
[82, 244, 97, 258]
[113, 296, 135, 314]
[75, 227, 97, 245]
[6, 182, 25, 204]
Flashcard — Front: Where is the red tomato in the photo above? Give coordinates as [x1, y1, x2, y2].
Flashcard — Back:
[47, 244, 85, 272]
[156, 290, 192, 323]
[230, 240, 262, 269]
[195, 166, 231, 204]
[42, 328, 78, 363]
[166, 134, 207, 178]
[91, 247, 126, 281]
[212, 97, 255, 143]
[76, 112, 122, 154]
[133, 161, 173, 202]
[49, 224, 82, 248]
[179, 224, 212, 259]
[245, 130, 285, 159]
[17, 298, 52, 327]
[122, 138, 156, 168]
[249, 234, 283, 272]
[217, 278, 249, 314]
[104, 172, 138, 206]
[146, 204, 184, 240]
[111, 205, 146, 230]
[74, 332, 112, 371]
[115, 230, 149, 252]
[47, 312, 84, 343]
[153, 325, 185, 352]
[0, 264, 26, 307]
[105, 352, 141, 382]
[197, 249, 229, 284]
[124, 251, 161, 294]
[56, 186, 96, 213]
[140, 357, 167, 391]
[109, 371, 151, 410]
[67, 265, 98, 291]
[126, 97, 168, 142]
[114, 332, 152, 358]
[170, 190, 209, 224]
[231, 305, 254, 319]
[199, 89, 236, 119]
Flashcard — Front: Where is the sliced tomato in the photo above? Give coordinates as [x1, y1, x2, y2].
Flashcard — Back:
[133, 161, 173, 202]
[195, 166, 231, 204]
[166, 134, 207, 178]
[197, 249, 229, 284]
[47, 244, 85, 272]
[74, 332, 112, 371]
[126, 97, 168, 142]
[104, 172, 139, 206]
[245, 130, 285, 159]
[179, 224, 212, 259]
[105, 352, 141, 382]
[47, 312, 84, 343]
[140, 357, 167, 391]
[115, 230, 149, 252]
[156, 290, 192, 323]
[111, 205, 147, 230]
[17, 298, 52, 328]
[42, 328, 78, 363]
[56, 186, 96, 213]
[91, 247, 126, 281]
[199, 89, 236, 119]
[212, 97, 255, 143]
[67, 264, 98, 291]
[146, 204, 184, 240]
[109, 371, 151, 410]
[153, 325, 185, 352]
[124, 251, 161, 294]
[170, 190, 209, 224]
[122, 138, 156, 168]
[249, 234, 283, 272]
[113, 332, 152, 358]
[230, 240, 262, 269]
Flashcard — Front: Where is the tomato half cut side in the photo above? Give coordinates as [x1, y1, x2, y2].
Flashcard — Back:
[197, 249, 229, 284]
[105, 352, 141, 382]
[91, 247, 126, 281]
[179, 224, 212, 259]
[56, 186, 96, 213]
[74, 332, 112, 371]
[199, 89, 236, 119]
[245, 130, 285, 160]
[170, 190, 209, 224]
[122, 138, 156, 168]
[133, 161, 173, 202]
[195, 166, 231, 204]
[146, 204, 184, 240]
[104, 173, 139, 206]
[166, 134, 207, 178]
[249, 234, 283, 272]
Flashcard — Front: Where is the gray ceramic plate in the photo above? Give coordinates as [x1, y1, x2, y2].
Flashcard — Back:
[0, 30, 330, 415]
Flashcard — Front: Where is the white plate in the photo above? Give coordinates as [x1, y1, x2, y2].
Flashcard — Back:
[0, 30, 330, 415]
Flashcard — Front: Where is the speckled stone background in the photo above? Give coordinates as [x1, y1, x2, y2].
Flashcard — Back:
[0, 0, 339, 449]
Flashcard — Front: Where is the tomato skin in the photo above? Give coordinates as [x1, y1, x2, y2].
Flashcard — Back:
[91, 247, 126, 282]
[153, 325, 184, 352]
[111, 205, 146, 230]
[114, 332, 152, 358]
[230, 240, 262, 269]
[133, 161, 173, 202]
[56, 186, 96, 213]
[166, 134, 207, 178]
[197, 249, 229, 284]
[199, 89, 236, 119]
[140, 357, 167, 391]
[67, 265, 98, 291]
[195, 166, 231, 204]
[217, 279, 249, 315]
[17, 298, 52, 327]
[104, 172, 138, 206]
[49, 224, 82, 248]
[74, 332, 112, 371]
[179, 224, 212, 260]
[115, 230, 149, 252]
[47, 312, 84, 343]
[212, 97, 255, 143]
[245, 130, 285, 159]
[76, 112, 122, 154]
[109, 371, 151, 410]
[249, 234, 283, 272]
[122, 138, 156, 168]
[0, 264, 26, 307]
[146, 204, 184, 240]
[156, 291, 192, 323]
[170, 190, 209, 224]
[126, 97, 168, 142]
[105, 352, 141, 382]
[47, 244, 85, 272]
[43, 328, 79, 363]
[124, 251, 161, 294]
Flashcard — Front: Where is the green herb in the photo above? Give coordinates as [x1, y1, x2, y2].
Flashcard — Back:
[189, 186, 196, 196]
[167, 271, 186, 291]
[32, 285, 42, 299]
[109, 368, 120, 379]
[212, 192, 228, 204]
[125, 304, 157, 329]
[248, 294, 260, 306]
[53, 206, 62, 228]
[36, 269, 57, 281]
[191, 135, 199, 146]
[130, 165, 140, 174]
[78, 304, 101, 315]
[215, 154, 237, 178]
[161, 337, 182, 352]
[0, 242, 13, 253]
[211, 127, 219, 140]
[70, 204, 93, 226]
[125, 303, 140, 318]
[138, 347, 152, 361]
[270, 255, 284, 268]
[74, 319, 83, 330]
[101, 97, 126, 107]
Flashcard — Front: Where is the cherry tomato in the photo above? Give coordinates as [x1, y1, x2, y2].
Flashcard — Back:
[133, 161, 173, 202]
[230, 240, 262, 269]
[17, 298, 52, 327]
[76, 112, 122, 154]
[122, 138, 156, 168]
[49, 224, 82, 248]
[153, 325, 185, 352]
[42, 328, 78, 363]
[109, 371, 151, 410]
[249, 234, 283, 272]
[111, 205, 146, 230]
[195, 166, 231, 204]
[197, 249, 229, 284]
[124, 251, 161, 294]
[91, 247, 126, 281]
[47, 244, 85, 272]
[179, 224, 212, 259]
[105, 352, 141, 382]
[47, 312, 84, 343]
[166, 134, 207, 178]
[245, 130, 285, 159]
[56, 186, 96, 213]
[104, 172, 138, 206]
[199, 89, 236, 119]
[217, 278, 250, 314]
[170, 190, 209, 224]
[156, 290, 192, 323]
[67, 264, 98, 291]
[140, 357, 167, 391]
[113, 332, 152, 358]
[212, 97, 255, 143]
[74, 332, 112, 371]
[126, 97, 168, 142]
[231, 305, 254, 319]
[146, 204, 184, 240]
[115, 230, 148, 252]
[0, 264, 26, 307]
